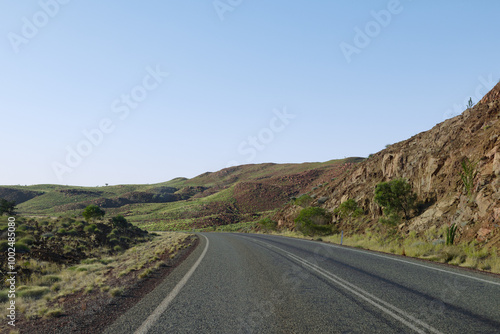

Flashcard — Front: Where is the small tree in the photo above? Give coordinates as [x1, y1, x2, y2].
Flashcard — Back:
[374, 178, 416, 221]
[0, 199, 16, 216]
[333, 199, 363, 225]
[82, 205, 105, 222]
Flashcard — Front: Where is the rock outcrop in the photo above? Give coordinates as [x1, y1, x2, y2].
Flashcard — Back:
[275, 83, 500, 248]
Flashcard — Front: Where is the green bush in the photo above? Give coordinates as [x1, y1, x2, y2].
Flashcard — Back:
[258, 218, 277, 231]
[334, 199, 363, 224]
[68, 228, 78, 235]
[294, 207, 334, 236]
[0, 198, 16, 215]
[294, 194, 313, 207]
[82, 205, 105, 222]
[83, 224, 97, 233]
[19, 236, 35, 245]
[374, 178, 416, 221]
[110, 215, 128, 228]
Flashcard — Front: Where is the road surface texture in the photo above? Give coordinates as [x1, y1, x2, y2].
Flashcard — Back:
[104, 233, 500, 334]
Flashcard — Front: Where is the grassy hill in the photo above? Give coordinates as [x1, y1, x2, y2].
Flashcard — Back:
[1, 158, 364, 231]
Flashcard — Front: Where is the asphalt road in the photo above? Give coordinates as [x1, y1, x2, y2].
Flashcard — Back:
[104, 233, 500, 334]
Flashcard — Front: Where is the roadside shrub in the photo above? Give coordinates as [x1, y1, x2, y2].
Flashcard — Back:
[258, 218, 277, 231]
[334, 199, 363, 225]
[295, 207, 334, 236]
[374, 178, 416, 221]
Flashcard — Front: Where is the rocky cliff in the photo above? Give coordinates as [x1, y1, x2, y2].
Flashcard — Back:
[275, 82, 500, 249]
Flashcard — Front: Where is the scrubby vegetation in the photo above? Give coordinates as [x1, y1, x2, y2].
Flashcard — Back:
[258, 217, 278, 231]
[0, 213, 152, 299]
[82, 204, 106, 222]
[294, 207, 335, 236]
[0, 198, 16, 215]
[0, 212, 193, 322]
[460, 157, 479, 200]
[333, 199, 363, 225]
[374, 178, 417, 223]
[293, 194, 313, 207]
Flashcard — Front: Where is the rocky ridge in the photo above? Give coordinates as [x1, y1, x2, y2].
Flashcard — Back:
[275, 82, 500, 249]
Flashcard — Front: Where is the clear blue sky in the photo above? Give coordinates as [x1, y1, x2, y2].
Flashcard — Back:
[1, 0, 499, 186]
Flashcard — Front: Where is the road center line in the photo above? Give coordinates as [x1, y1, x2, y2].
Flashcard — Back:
[248, 237, 443, 334]
[256, 234, 500, 287]
[320, 241, 500, 287]
[134, 234, 209, 334]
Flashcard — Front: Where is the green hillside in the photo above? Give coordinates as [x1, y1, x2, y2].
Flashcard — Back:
[1, 158, 364, 231]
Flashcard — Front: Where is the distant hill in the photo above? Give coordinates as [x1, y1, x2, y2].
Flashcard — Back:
[1, 158, 364, 230]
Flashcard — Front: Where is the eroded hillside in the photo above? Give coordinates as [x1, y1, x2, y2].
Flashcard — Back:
[275, 82, 500, 249]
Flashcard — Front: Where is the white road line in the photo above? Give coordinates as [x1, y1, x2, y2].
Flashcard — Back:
[322, 241, 500, 287]
[134, 234, 209, 334]
[255, 234, 500, 287]
[286, 252, 442, 334]
[247, 237, 443, 334]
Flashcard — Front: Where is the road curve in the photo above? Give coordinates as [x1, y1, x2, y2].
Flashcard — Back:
[104, 233, 500, 334]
